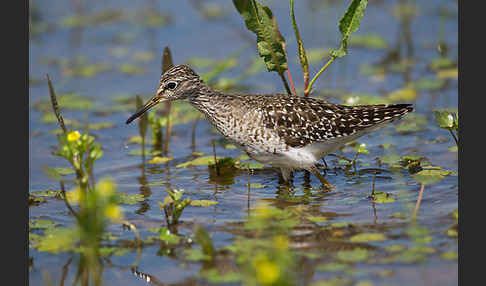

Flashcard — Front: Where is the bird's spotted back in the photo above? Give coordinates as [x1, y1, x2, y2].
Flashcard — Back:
[257, 94, 413, 148]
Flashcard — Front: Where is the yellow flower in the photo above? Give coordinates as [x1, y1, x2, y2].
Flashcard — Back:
[254, 255, 280, 285]
[105, 204, 123, 221]
[67, 131, 81, 142]
[96, 179, 115, 197]
[273, 235, 289, 251]
[66, 187, 83, 204]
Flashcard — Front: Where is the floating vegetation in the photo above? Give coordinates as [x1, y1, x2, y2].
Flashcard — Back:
[349, 33, 388, 49]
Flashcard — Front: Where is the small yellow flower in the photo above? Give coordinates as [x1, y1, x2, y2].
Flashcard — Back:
[66, 187, 83, 204]
[105, 204, 123, 221]
[96, 179, 116, 197]
[273, 235, 289, 251]
[67, 131, 81, 142]
[255, 257, 280, 285]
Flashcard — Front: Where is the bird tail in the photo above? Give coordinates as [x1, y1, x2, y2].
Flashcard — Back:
[352, 103, 413, 125]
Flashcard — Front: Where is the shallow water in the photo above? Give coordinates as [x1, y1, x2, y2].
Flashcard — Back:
[29, 0, 458, 285]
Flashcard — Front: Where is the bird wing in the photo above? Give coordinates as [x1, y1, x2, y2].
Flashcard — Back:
[260, 95, 412, 148]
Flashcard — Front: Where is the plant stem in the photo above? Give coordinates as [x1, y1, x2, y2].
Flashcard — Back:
[286, 69, 297, 96]
[449, 129, 458, 146]
[290, 0, 309, 96]
[412, 184, 425, 219]
[279, 72, 292, 95]
[306, 56, 336, 95]
[212, 140, 220, 176]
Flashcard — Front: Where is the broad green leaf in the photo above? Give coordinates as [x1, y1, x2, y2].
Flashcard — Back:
[316, 262, 350, 272]
[237, 161, 265, 169]
[371, 191, 395, 203]
[330, 0, 368, 58]
[190, 200, 219, 207]
[29, 219, 59, 230]
[246, 183, 265, 189]
[412, 168, 454, 185]
[176, 156, 221, 168]
[115, 193, 145, 205]
[201, 269, 242, 283]
[441, 250, 458, 260]
[183, 249, 212, 262]
[386, 87, 418, 101]
[53, 167, 75, 175]
[336, 248, 370, 262]
[348, 33, 388, 49]
[434, 109, 458, 130]
[349, 233, 386, 243]
[148, 156, 173, 164]
[33, 227, 79, 253]
[436, 68, 458, 79]
[233, 0, 288, 73]
[412, 78, 446, 91]
[306, 216, 328, 223]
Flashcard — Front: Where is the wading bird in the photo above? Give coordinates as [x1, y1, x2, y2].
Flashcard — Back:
[127, 65, 413, 188]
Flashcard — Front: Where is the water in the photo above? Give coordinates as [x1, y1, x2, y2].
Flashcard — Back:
[29, 0, 458, 285]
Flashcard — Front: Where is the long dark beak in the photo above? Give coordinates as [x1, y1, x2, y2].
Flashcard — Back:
[126, 95, 165, 124]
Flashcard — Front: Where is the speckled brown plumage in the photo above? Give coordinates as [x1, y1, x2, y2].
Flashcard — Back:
[127, 65, 414, 184]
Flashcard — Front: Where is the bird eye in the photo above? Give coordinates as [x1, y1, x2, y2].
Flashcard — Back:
[167, 82, 177, 90]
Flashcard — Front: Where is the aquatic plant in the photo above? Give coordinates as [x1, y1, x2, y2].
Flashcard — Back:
[233, 0, 369, 96]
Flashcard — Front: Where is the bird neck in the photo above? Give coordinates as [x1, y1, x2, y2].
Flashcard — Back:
[188, 82, 221, 114]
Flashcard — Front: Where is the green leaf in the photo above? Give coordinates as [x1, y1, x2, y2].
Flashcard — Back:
[183, 249, 212, 262]
[201, 269, 242, 283]
[336, 248, 370, 262]
[348, 33, 388, 49]
[193, 225, 215, 258]
[153, 227, 180, 244]
[412, 168, 455, 185]
[306, 216, 328, 223]
[44, 167, 62, 181]
[115, 193, 145, 205]
[176, 156, 221, 168]
[349, 233, 386, 243]
[331, 0, 368, 58]
[232, 0, 288, 73]
[148, 156, 173, 164]
[246, 183, 265, 189]
[29, 219, 59, 230]
[190, 200, 219, 207]
[316, 262, 350, 272]
[33, 227, 79, 253]
[237, 161, 265, 169]
[53, 168, 75, 176]
[434, 109, 458, 130]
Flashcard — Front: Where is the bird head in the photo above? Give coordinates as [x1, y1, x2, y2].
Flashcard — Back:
[126, 65, 202, 124]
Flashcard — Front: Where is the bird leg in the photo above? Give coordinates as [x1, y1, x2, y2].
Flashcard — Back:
[310, 168, 334, 190]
